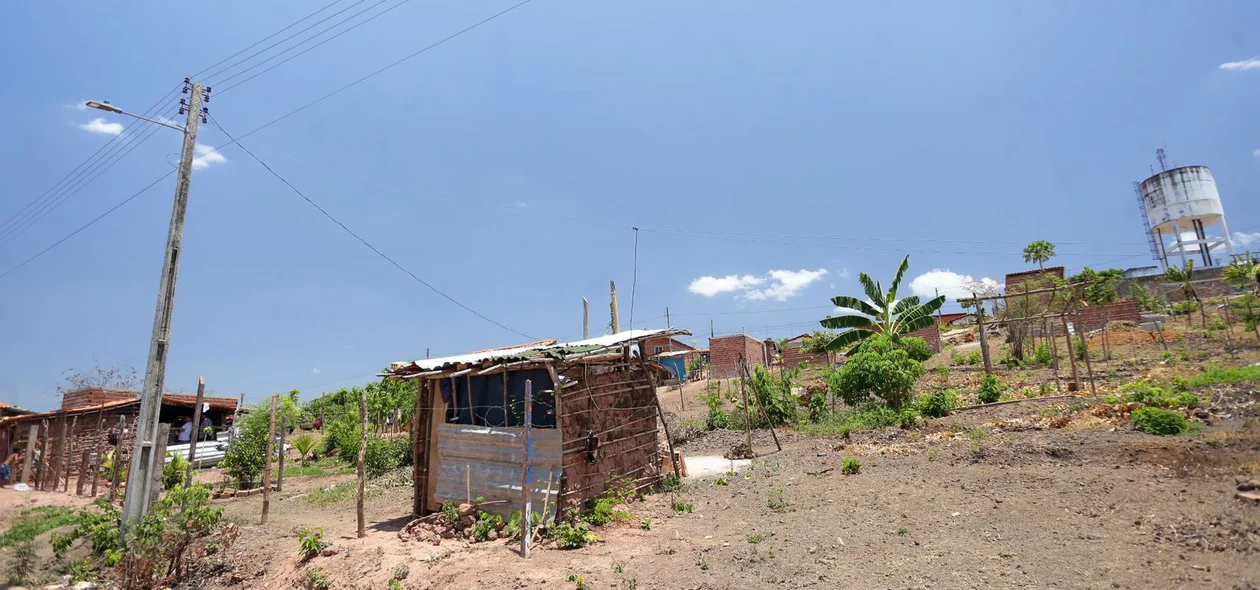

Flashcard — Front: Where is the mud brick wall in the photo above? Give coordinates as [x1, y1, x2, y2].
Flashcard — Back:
[709, 334, 766, 379]
[557, 366, 662, 513]
[1075, 300, 1141, 333]
[781, 346, 828, 368]
[906, 323, 942, 353]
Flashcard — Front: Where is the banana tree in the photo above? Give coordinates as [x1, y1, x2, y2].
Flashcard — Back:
[1165, 260, 1206, 329]
[818, 255, 946, 353]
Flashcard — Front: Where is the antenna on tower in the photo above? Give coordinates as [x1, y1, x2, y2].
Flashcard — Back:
[1156, 147, 1168, 172]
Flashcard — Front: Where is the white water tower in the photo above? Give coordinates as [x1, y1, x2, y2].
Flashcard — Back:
[1135, 154, 1235, 269]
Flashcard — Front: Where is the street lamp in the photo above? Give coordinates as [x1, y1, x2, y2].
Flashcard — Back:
[88, 81, 209, 533]
[84, 100, 186, 132]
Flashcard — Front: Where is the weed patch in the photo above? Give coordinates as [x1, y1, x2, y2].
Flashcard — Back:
[0, 505, 77, 548]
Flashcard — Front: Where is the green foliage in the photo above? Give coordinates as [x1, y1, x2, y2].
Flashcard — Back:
[806, 385, 828, 423]
[582, 497, 629, 527]
[671, 500, 694, 513]
[639, 518, 652, 530]
[321, 419, 407, 476]
[747, 534, 765, 544]
[1118, 382, 1199, 409]
[291, 434, 316, 465]
[916, 389, 958, 418]
[1069, 267, 1123, 305]
[221, 399, 277, 489]
[898, 336, 933, 362]
[0, 505, 78, 548]
[798, 403, 903, 437]
[441, 501, 460, 528]
[1033, 343, 1053, 367]
[1023, 240, 1056, 269]
[306, 568, 330, 590]
[299, 527, 329, 559]
[1132, 407, 1193, 436]
[897, 407, 923, 429]
[703, 389, 733, 431]
[977, 374, 1002, 404]
[819, 255, 946, 353]
[4, 541, 37, 586]
[767, 489, 791, 513]
[163, 452, 190, 490]
[831, 334, 925, 409]
[51, 484, 231, 586]
[745, 365, 800, 427]
[389, 579, 402, 590]
[566, 572, 591, 590]
[841, 457, 861, 475]
[1129, 283, 1167, 313]
[471, 512, 503, 542]
[551, 518, 597, 549]
[1188, 364, 1260, 387]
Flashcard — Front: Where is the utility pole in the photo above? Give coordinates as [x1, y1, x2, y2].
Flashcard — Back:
[666, 307, 673, 353]
[121, 79, 208, 530]
[609, 281, 620, 334]
[582, 297, 589, 339]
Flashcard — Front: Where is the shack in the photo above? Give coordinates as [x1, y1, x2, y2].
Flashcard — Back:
[386, 329, 686, 519]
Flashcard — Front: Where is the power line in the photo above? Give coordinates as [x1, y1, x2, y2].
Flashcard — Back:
[201, 0, 374, 84]
[190, 0, 350, 80]
[211, 114, 534, 340]
[216, 0, 413, 94]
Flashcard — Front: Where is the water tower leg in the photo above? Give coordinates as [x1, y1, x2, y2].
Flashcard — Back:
[1219, 216, 1237, 260]
[1171, 219, 1189, 269]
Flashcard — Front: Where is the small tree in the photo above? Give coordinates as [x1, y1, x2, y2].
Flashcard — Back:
[1224, 253, 1260, 341]
[1165, 260, 1206, 329]
[291, 434, 315, 466]
[1023, 240, 1056, 270]
[830, 334, 925, 409]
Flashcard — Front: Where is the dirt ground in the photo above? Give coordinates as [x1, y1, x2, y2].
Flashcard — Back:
[5, 325, 1260, 589]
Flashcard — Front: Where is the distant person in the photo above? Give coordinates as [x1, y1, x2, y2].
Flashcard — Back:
[177, 418, 193, 443]
[200, 416, 213, 441]
[1, 447, 21, 488]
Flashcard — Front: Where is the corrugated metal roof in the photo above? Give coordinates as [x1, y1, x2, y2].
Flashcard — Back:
[390, 328, 689, 373]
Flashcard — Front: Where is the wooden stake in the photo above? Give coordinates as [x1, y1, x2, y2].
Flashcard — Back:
[356, 387, 367, 538]
[108, 416, 125, 502]
[743, 359, 781, 452]
[63, 415, 78, 492]
[583, 297, 589, 340]
[521, 379, 533, 558]
[465, 464, 471, 505]
[261, 394, 277, 525]
[1061, 315, 1079, 389]
[76, 449, 91, 496]
[21, 424, 37, 485]
[35, 419, 49, 490]
[185, 376, 205, 488]
[1074, 307, 1097, 395]
[412, 379, 426, 517]
[738, 357, 753, 451]
[51, 417, 68, 492]
[539, 468, 555, 525]
[147, 423, 170, 507]
[973, 293, 993, 375]
[90, 450, 101, 498]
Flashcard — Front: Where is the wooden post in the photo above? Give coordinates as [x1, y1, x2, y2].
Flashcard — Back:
[109, 416, 125, 502]
[1046, 318, 1061, 392]
[743, 359, 782, 452]
[35, 419, 49, 490]
[50, 417, 68, 492]
[90, 448, 102, 497]
[261, 394, 277, 525]
[738, 357, 753, 451]
[1061, 314, 1080, 389]
[521, 379, 533, 558]
[63, 415, 78, 492]
[1155, 321, 1171, 355]
[76, 449, 91, 496]
[356, 387, 368, 538]
[1074, 307, 1097, 396]
[465, 374, 474, 426]
[1221, 296, 1237, 356]
[609, 281, 620, 334]
[973, 293, 993, 374]
[21, 424, 38, 485]
[185, 376, 205, 488]
[412, 379, 427, 516]
[147, 423, 170, 507]
[502, 372, 509, 427]
[277, 417, 287, 492]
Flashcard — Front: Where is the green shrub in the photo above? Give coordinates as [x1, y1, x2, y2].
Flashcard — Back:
[1119, 382, 1198, 409]
[582, 497, 628, 527]
[897, 407, 923, 429]
[1189, 365, 1260, 387]
[163, 452, 190, 490]
[1132, 407, 1192, 435]
[703, 391, 732, 431]
[298, 527, 329, 559]
[1033, 343, 1053, 367]
[470, 512, 503, 542]
[966, 351, 982, 366]
[551, 518, 596, 549]
[977, 374, 1002, 404]
[841, 457, 861, 475]
[671, 500, 694, 513]
[747, 365, 800, 427]
[831, 334, 925, 409]
[916, 389, 958, 418]
[291, 434, 316, 465]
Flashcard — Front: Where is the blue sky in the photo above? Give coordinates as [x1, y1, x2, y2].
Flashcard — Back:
[2, 1, 1259, 411]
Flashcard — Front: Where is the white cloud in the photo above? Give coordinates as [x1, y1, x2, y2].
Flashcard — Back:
[1220, 57, 1260, 71]
[1253, 149, 1260, 159]
[908, 269, 1001, 301]
[744, 269, 829, 301]
[688, 269, 827, 301]
[79, 118, 123, 135]
[836, 268, 850, 279]
[312, 368, 321, 374]
[688, 274, 765, 297]
[1233, 232, 1260, 247]
[192, 144, 226, 169]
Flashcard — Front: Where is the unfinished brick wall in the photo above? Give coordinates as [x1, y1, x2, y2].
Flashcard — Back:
[1076, 300, 1141, 333]
[640, 337, 694, 358]
[4, 407, 137, 490]
[906, 324, 942, 353]
[781, 340, 828, 368]
[60, 388, 138, 411]
[709, 334, 766, 379]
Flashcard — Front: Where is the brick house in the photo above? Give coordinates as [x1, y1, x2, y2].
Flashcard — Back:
[709, 334, 768, 379]
[640, 337, 695, 358]
[779, 334, 830, 368]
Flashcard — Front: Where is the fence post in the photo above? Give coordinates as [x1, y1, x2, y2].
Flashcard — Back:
[973, 293, 993, 375]
[21, 423, 38, 485]
[186, 376, 206, 488]
[521, 379, 533, 558]
[109, 416, 125, 502]
[357, 388, 368, 538]
[261, 394, 277, 525]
